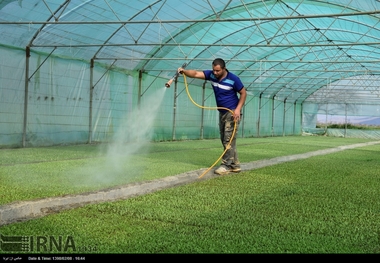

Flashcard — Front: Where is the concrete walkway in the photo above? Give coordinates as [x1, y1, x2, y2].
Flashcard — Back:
[1, 140, 379, 226]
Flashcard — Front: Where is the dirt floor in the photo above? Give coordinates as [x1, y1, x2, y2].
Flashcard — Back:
[1, 140, 379, 226]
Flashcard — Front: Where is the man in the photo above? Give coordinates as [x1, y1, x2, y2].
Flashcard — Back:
[178, 58, 247, 175]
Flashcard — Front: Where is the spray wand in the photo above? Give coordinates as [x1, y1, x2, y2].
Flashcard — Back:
[165, 62, 187, 88]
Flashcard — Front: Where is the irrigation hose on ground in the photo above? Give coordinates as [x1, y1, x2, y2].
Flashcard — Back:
[183, 74, 237, 179]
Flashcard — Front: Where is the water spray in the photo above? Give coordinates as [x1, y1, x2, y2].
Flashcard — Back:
[166, 64, 237, 179]
[165, 62, 187, 88]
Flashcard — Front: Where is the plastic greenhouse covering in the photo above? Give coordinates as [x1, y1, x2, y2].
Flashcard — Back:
[1, 0, 380, 147]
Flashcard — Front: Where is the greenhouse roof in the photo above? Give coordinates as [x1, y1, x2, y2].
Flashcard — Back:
[1, 0, 380, 105]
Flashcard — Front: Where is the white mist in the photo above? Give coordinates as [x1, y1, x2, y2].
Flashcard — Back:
[73, 87, 167, 187]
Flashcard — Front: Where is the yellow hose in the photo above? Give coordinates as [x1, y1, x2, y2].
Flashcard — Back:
[183, 75, 237, 179]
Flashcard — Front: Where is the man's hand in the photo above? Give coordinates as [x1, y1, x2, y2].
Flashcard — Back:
[233, 109, 241, 121]
[177, 69, 205, 79]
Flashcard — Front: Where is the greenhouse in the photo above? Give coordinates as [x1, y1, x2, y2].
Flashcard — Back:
[2, 1, 380, 255]
[1, 0, 380, 148]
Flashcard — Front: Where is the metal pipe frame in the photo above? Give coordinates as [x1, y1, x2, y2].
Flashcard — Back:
[29, 42, 380, 48]
[1, 10, 379, 25]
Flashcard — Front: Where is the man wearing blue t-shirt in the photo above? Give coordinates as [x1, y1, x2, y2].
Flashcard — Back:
[178, 58, 247, 175]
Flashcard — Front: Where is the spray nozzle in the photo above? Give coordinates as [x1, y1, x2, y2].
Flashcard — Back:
[165, 63, 187, 88]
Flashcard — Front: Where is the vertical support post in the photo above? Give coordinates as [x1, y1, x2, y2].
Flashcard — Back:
[241, 106, 245, 138]
[257, 92, 263, 137]
[325, 103, 328, 134]
[136, 70, 143, 143]
[282, 98, 287, 137]
[200, 81, 206, 139]
[301, 103, 304, 132]
[172, 77, 178, 140]
[22, 46, 31, 147]
[271, 95, 276, 137]
[293, 101, 297, 135]
[138, 70, 143, 109]
[241, 97, 245, 138]
[88, 59, 94, 144]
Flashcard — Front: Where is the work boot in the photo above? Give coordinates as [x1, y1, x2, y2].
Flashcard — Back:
[231, 166, 241, 173]
[214, 165, 232, 175]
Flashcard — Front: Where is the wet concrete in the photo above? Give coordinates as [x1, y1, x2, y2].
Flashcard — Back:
[1, 140, 379, 226]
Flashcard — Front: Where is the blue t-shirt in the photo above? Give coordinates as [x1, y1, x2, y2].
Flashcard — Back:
[203, 70, 244, 112]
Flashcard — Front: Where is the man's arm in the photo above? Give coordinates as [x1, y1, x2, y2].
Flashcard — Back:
[178, 68, 205, 80]
[234, 87, 247, 121]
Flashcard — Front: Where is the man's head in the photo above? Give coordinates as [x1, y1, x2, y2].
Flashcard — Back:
[212, 58, 227, 80]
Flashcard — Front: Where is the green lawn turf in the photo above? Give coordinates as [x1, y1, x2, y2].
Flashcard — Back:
[0, 136, 375, 204]
[0, 137, 379, 253]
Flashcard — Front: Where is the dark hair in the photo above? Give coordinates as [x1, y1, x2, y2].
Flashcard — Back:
[212, 58, 226, 69]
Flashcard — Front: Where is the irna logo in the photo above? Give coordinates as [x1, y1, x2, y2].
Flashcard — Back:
[0, 233, 76, 252]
